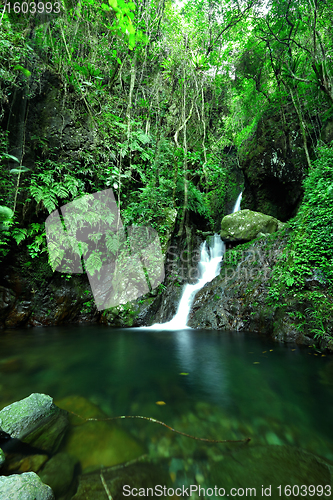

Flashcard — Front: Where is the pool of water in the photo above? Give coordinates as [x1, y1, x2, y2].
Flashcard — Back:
[1, 325, 333, 498]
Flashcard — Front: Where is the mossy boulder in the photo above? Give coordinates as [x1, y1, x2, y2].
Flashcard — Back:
[0, 393, 68, 454]
[220, 209, 279, 242]
[0, 472, 54, 500]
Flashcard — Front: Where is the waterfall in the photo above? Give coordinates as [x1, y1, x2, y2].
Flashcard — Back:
[149, 234, 225, 330]
[232, 192, 242, 213]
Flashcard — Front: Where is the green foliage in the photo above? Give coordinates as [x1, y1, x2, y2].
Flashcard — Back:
[267, 144, 333, 341]
[30, 159, 86, 214]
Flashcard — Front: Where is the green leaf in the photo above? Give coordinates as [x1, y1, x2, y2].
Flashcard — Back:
[127, 24, 135, 35]
[117, 57, 122, 64]
[101, 3, 110, 10]
[1, 153, 19, 162]
[13, 65, 31, 77]
[10, 166, 30, 174]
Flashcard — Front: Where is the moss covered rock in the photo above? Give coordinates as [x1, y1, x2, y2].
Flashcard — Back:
[0, 393, 68, 454]
[220, 209, 279, 242]
[0, 472, 54, 500]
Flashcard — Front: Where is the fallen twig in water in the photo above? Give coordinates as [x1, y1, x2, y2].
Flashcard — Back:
[67, 411, 251, 444]
[100, 471, 113, 500]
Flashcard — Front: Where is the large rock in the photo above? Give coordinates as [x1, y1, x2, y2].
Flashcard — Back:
[220, 209, 279, 242]
[0, 472, 54, 500]
[0, 393, 69, 454]
[239, 107, 313, 221]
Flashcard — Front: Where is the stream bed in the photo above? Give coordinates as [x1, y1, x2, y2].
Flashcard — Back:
[0, 325, 333, 498]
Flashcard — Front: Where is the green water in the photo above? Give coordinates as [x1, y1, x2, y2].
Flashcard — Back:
[1, 326, 333, 498]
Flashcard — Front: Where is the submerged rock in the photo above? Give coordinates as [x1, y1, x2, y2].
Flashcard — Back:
[38, 452, 78, 498]
[56, 395, 146, 472]
[208, 445, 333, 498]
[0, 393, 69, 454]
[0, 447, 4, 467]
[220, 209, 279, 242]
[72, 461, 170, 500]
[5, 454, 48, 474]
[0, 472, 54, 500]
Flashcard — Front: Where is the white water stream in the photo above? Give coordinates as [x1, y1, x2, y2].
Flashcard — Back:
[232, 191, 242, 213]
[149, 234, 225, 330]
[148, 191, 242, 330]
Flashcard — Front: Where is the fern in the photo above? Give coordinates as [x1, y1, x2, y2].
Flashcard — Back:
[85, 251, 103, 276]
[54, 184, 69, 198]
[88, 232, 103, 243]
[12, 228, 27, 244]
[30, 184, 44, 204]
[105, 232, 122, 254]
[42, 191, 58, 213]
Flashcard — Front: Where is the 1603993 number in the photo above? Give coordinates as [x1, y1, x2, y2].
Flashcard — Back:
[277, 485, 331, 496]
[3, 1, 62, 14]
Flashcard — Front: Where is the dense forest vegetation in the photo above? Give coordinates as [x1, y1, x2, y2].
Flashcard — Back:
[0, 0, 332, 343]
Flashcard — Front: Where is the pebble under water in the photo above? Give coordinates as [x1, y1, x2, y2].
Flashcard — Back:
[0, 325, 333, 499]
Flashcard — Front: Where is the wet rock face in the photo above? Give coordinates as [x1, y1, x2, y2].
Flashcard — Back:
[10, 71, 98, 168]
[220, 209, 279, 242]
[240, 108, 313, 221]
[0, 471, 55, 500]
[0, 254, 99, 329]
[0, 393, 69, 454]
[187, 232, 333, 348]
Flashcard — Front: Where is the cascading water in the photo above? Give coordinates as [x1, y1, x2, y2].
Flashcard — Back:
[232, 192, 242, 213]
[149, 234, 225, 330]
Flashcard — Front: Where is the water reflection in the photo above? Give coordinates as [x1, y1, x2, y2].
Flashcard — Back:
[173, 330, 229, 405]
